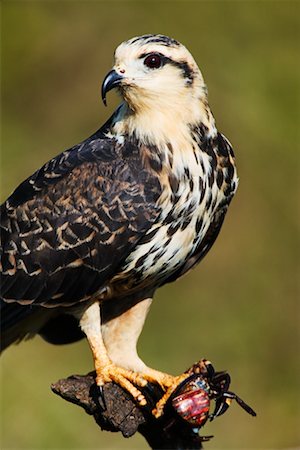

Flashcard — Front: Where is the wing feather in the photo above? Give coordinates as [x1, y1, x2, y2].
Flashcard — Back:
[0, 129, 161, 307]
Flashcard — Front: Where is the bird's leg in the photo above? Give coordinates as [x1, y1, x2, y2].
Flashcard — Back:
[101, 297, 188, 416]
[101, 297, 153, 374]
[102, 297, 173, 386]
[79, 301, 149, 406]
[151, 373, 191, 417]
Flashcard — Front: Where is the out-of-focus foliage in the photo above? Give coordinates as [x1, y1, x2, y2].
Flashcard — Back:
[1, 1, 299, 449]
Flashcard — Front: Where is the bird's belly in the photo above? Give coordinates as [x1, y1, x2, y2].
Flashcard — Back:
[113, 198, 215, 292]
[134, 221, 202, 279]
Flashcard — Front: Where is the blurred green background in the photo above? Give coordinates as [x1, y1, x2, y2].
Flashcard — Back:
[1, 1, 299, 449]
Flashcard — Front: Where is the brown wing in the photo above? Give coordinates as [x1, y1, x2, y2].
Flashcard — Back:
[0, 129, 161, 308]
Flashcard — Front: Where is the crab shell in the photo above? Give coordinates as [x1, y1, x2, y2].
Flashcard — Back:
[172, 386, 211, 427]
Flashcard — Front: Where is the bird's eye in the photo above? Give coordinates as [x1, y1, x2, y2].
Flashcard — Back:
[144, 54, 162, 69]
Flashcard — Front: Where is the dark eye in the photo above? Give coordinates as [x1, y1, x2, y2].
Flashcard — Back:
[144, 53, 162, 69]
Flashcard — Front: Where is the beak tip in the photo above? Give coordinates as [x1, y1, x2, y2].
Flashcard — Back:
[101, 69, 123, 106]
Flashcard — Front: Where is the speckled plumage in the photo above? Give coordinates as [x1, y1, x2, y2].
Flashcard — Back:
[1, 127, 161, 307]
[1, 35, 238, 409]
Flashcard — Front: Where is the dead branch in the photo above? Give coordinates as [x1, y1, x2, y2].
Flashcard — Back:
[51, 371, 211, 449]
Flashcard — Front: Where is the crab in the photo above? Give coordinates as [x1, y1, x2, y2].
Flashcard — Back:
[170, 359, 256, 429]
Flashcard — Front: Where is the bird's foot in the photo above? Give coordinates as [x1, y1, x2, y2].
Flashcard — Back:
[96, 364, 192, 415]
[137, 367, 190, 418]
[151, 372, 191, 418]
[96, 362, 148, 406]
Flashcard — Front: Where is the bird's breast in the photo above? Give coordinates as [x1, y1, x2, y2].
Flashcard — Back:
[110, 132, 237, 294]
[122, 177, 216, 283]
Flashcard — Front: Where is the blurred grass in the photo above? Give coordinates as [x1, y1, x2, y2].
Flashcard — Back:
[1, 1, 299, 449]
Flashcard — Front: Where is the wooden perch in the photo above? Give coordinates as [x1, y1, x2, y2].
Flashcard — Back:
[51, 371, 212, 449]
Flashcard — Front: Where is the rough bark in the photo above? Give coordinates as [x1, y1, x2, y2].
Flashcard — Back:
[51, 371, 212, 449]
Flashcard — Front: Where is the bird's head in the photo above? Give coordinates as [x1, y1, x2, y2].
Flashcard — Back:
[102, 34, 215, 146]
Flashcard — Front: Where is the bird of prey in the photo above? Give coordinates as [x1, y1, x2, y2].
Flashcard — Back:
[0, 34, 238, 414]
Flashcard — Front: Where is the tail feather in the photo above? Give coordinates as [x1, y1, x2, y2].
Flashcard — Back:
[0, 300, 50, 351]
[0, 300, 84, 351]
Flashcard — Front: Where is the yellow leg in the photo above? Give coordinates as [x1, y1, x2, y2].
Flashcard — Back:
[100, 297, 191, 415]
[151, 373, 190, 417]
[80, 301, 148, 406]
[80, 300, 191, 414]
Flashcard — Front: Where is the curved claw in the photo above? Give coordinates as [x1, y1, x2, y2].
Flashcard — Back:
[211, 372, 231, 394]
[211, 391, 256, 420]
[96, 364, 148, 406]
[97, 385, 107, 411]
[234, 394, 257, 416]
[210, 397, 231, 420]
[152, 373, 190, 418]
[204, 360, 215, 379]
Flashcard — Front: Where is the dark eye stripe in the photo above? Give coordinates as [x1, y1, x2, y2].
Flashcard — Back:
[139, 52, 194, 84]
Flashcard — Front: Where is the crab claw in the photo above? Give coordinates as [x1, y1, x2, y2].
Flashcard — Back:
[235, 394, 257, 417]
[210, 391, 257, 421]
[210, 397, 232, 420]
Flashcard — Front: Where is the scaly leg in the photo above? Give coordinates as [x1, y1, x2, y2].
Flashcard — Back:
[152, 373, 191, 417]
[102, 297, 189, 416]
[102, 297, 174, 388]
[80, 301, 148, 406]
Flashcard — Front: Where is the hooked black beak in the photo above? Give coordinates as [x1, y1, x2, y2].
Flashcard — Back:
[101, 70, 124, 106]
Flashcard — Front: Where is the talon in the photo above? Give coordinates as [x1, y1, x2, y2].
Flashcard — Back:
[152, 373, 190, 418]
[95, 362, 148, 406]
[97, 385, 106, 410]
